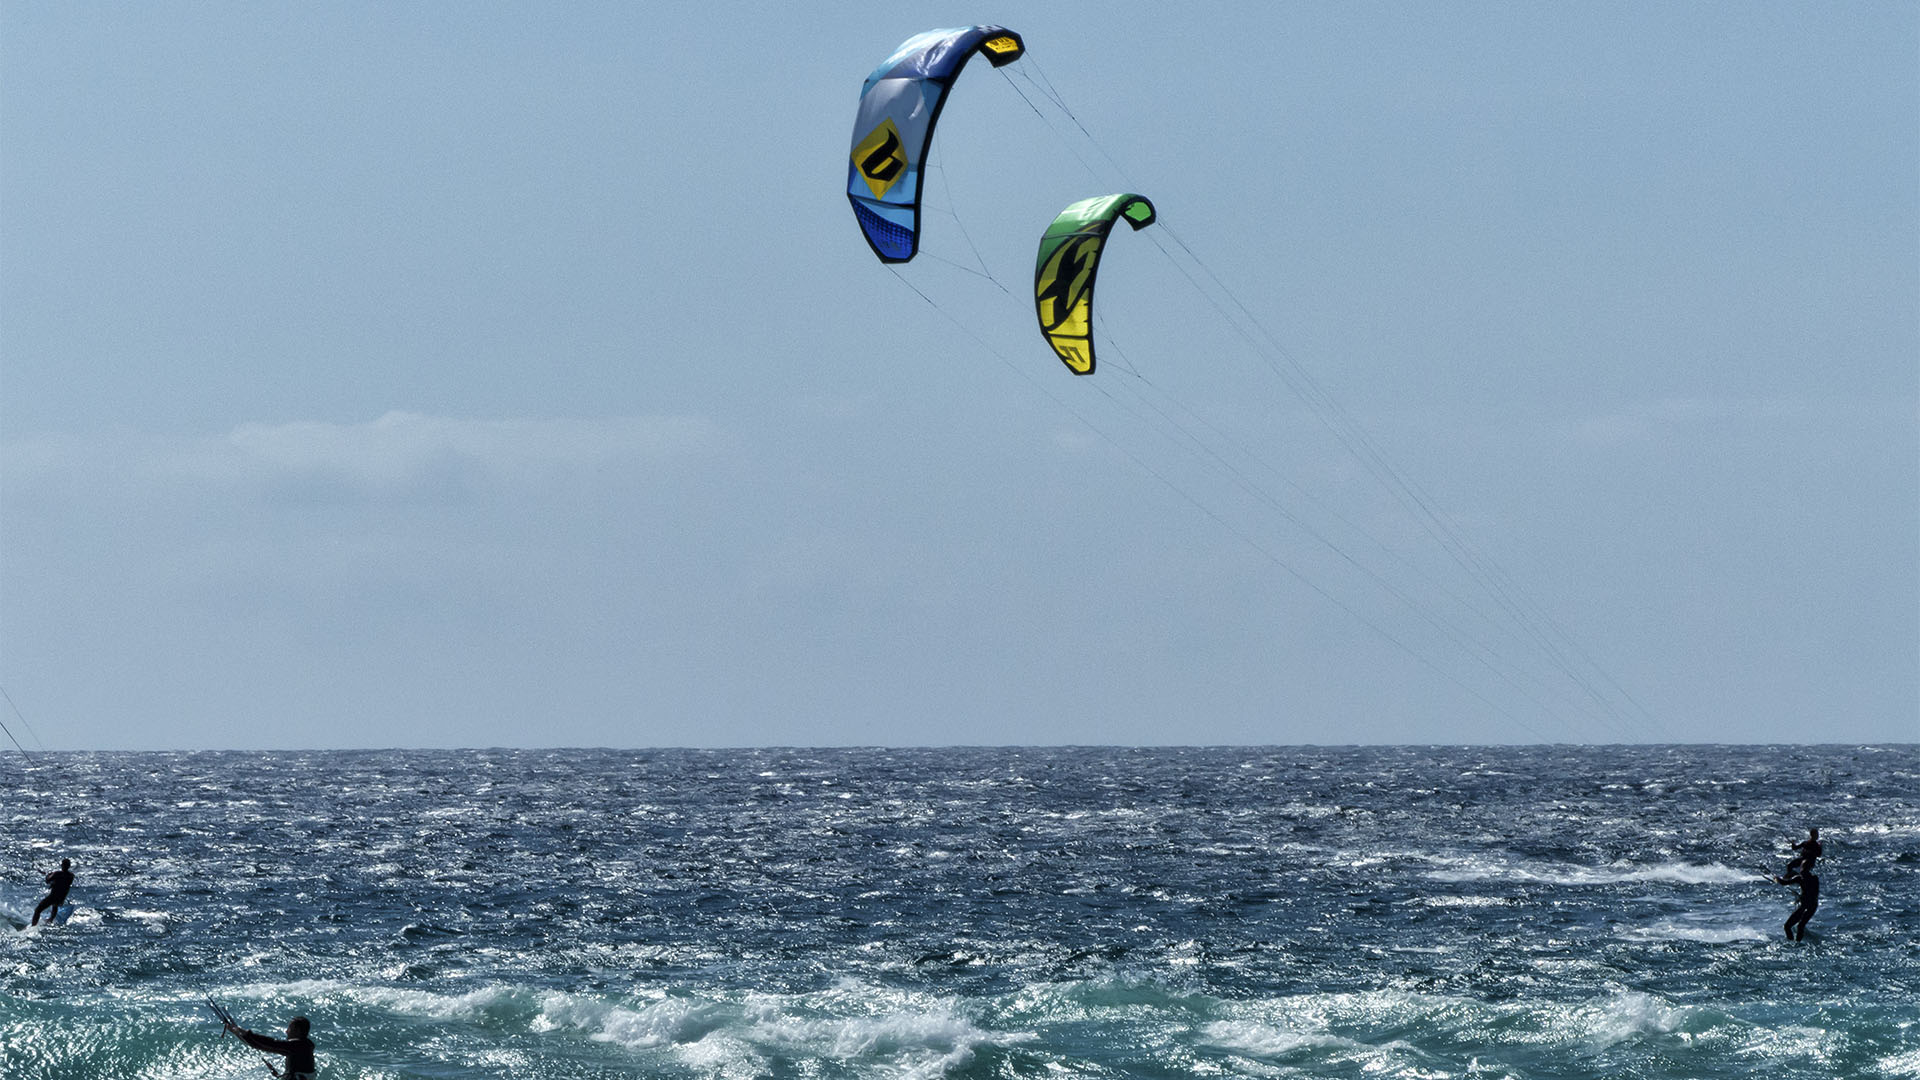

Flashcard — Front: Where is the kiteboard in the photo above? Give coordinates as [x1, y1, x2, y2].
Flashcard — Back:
[3, 904, 73, 930]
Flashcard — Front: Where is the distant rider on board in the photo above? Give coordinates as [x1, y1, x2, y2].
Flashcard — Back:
[31, 858, 73, 926]
[1774, 861, 1819, 941]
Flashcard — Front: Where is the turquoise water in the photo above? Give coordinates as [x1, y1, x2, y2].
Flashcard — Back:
[3, 745, 1915, 1077]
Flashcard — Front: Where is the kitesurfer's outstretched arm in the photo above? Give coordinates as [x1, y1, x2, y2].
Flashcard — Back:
[1784, 827, 1822, 875]
[226, 1015, 318, 1079]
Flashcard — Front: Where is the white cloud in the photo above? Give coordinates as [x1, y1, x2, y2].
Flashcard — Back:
[1567, 394, 1906, 445]
[5, 411, 731, 504]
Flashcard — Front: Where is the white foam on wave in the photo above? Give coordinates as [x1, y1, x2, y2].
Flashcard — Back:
[738, 984, 1022, 1080]
[1421, 894, 1511, 908]
[1199, 1018, 1349, 1058]
[509, 979, 1025, 1080]
[1198, 990, 1478, 1078]
[1618, 918, 1770, 945]
[535, 989, 724, 1050]
[1846, 821, 1920, 839]
[1575, 991, 1695, 1048]
[1002, 968, 1215, 1024]
[117, 908, 173, 925]
[1424, 856, 1757, 887]
[1739, 1023, 1838, 1072]
[1189, 981, 1746, 1068]
[213, 978, 539, 1031]
[169, 976, 1753, 1079]
[362, 982, 524, 1021]
[1876, 1046, 1920, 1078]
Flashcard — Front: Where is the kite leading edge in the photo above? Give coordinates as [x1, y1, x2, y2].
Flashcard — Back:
[846, 26, 1026, 263]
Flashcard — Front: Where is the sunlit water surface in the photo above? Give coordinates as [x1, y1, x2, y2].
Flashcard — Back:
[3, 745, 1915, 1078]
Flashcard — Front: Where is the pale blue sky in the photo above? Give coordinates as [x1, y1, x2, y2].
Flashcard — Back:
[2, 2, 1914, 749]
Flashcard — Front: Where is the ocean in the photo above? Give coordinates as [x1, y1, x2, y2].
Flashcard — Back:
[2, 744, 1914, 1078]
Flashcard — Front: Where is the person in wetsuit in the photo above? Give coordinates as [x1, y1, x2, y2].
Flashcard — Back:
[225, 1015, 317, 1080]
[1785, 827, 1822, 875]
[1775, 862, 1819, 941]
[31, 859, 73, 926]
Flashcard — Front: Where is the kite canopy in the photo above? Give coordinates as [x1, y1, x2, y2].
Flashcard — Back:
[1033, 193, 1157, 374]
[846, 26, 1026, 263]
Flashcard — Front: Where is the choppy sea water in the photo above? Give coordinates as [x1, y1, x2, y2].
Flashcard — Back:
[2, 745, 1915, 1079]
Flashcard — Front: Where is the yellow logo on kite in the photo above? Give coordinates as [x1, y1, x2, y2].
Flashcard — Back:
[1036, 235, 1103, 374]
[982, 35, 1021, 57]
[1048, 336, 1094, 374]
[1035, 235, 1101, 335]
[853, 118, 908, 199]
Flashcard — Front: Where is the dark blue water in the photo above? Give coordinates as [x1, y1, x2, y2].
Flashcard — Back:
[3, 745, 1915, 1078]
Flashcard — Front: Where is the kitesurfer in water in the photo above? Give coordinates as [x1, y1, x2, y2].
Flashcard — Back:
[1775, 861, 1819, 941]
[224, 1014, 318, 1080]
[1785, 826, 1822, 875]
[31, 858, 73, 926]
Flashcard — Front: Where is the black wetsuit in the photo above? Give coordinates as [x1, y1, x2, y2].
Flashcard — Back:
[31, 868, 73, 925]
[235, 1028, 317, 1079]
[1782, 868, 1819, 941]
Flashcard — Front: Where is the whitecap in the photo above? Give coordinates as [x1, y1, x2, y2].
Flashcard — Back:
[553, 992, 726, 1049]
[1875, 1047, 1920, 1078]
[358, 982, 526, 1022]
[1558, 990, 1697, 1049]
[736, 988, 1022, 1080]
[1199, 1017, 1344, 1057]
[1421, 894, 1511, 908]
[1617, 918, 1770, 944]
[1424, 856, 1758, 887]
